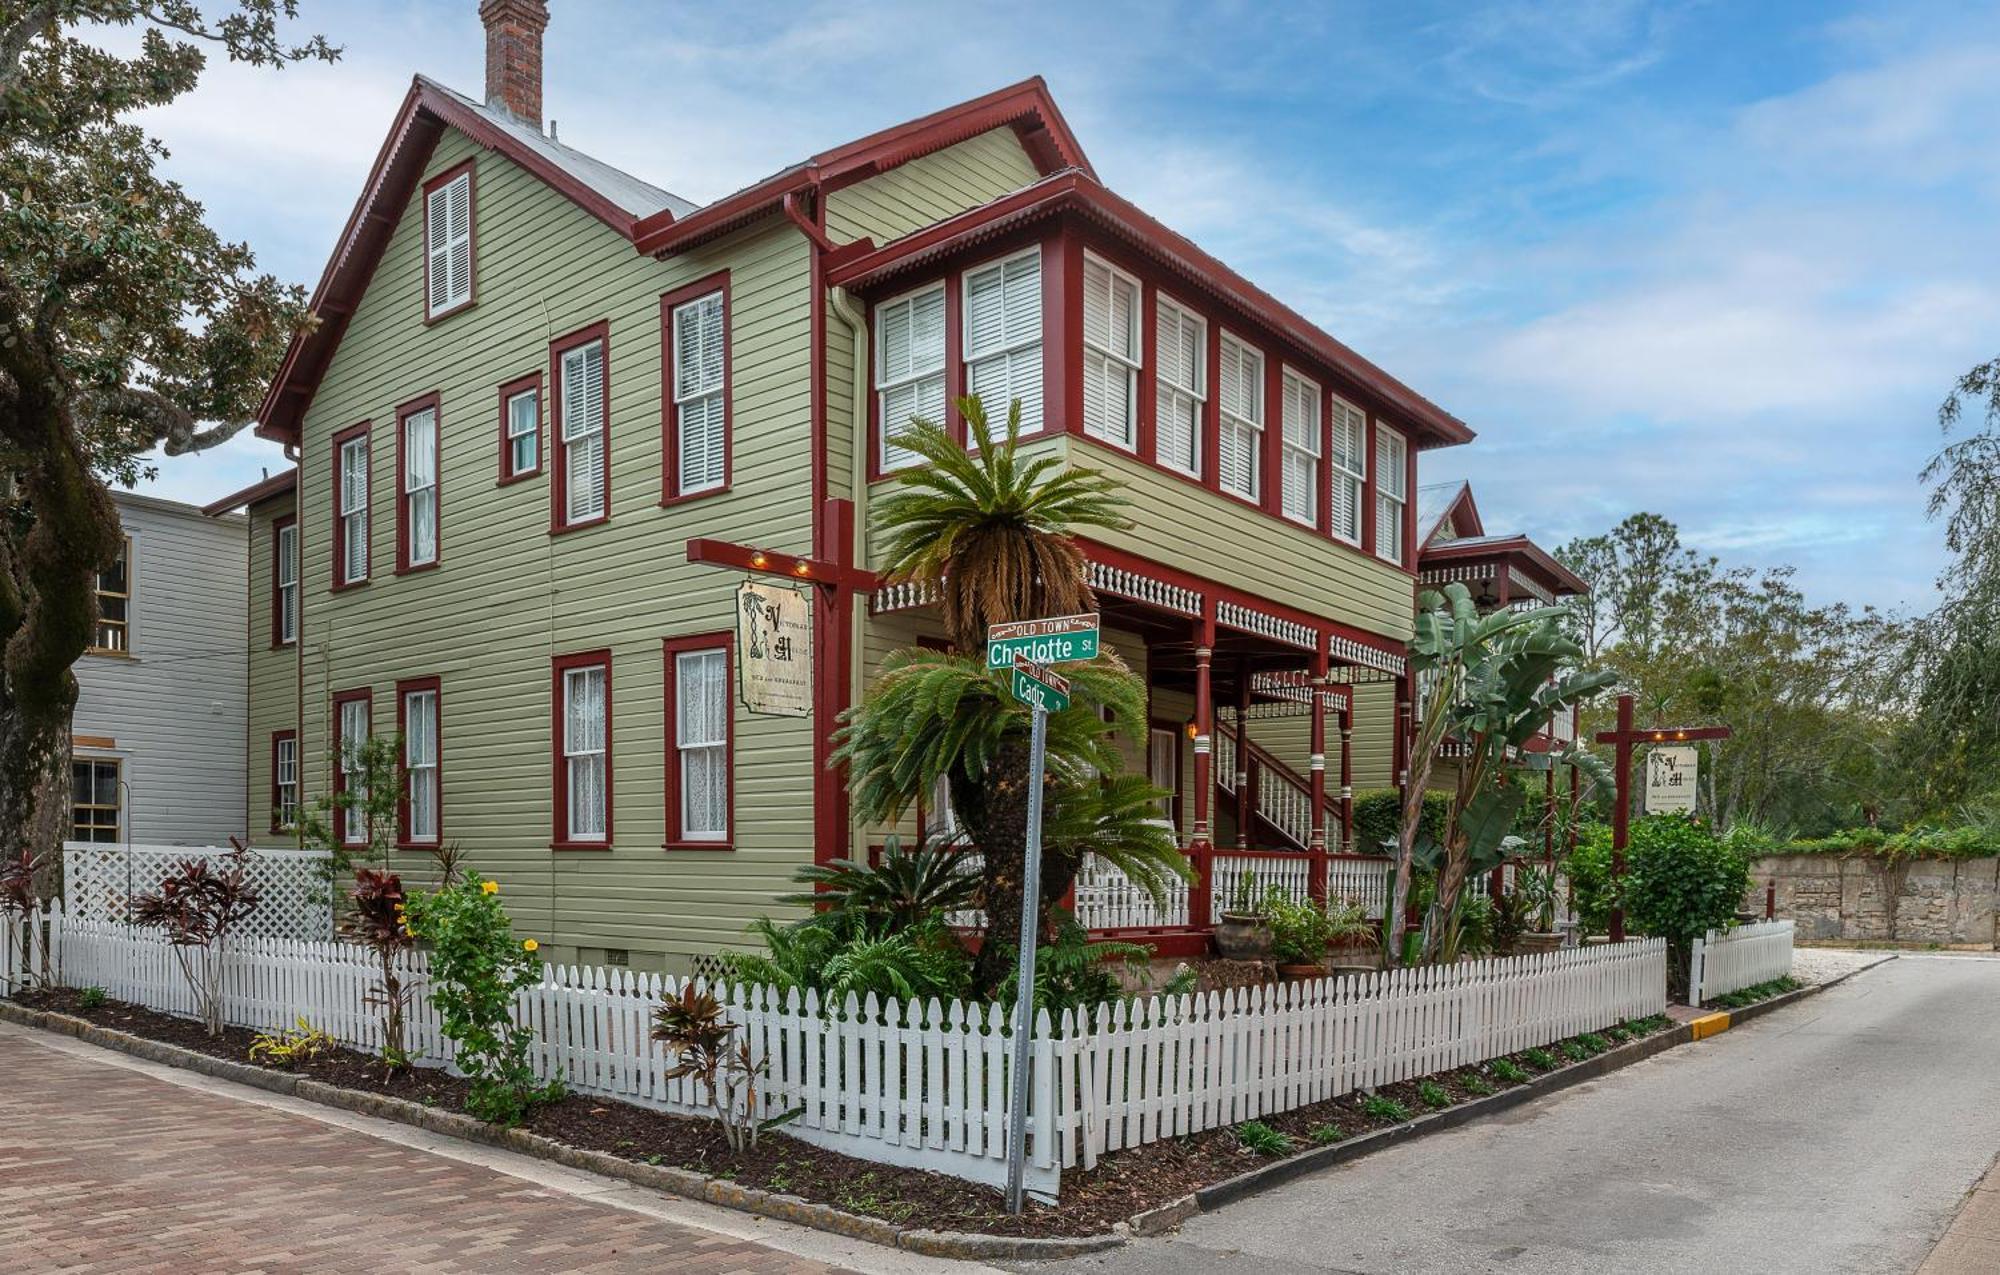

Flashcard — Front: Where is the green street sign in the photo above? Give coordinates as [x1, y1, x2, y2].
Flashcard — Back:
[986, 613, 1100, 670]
[1010, 657, 1071, 713]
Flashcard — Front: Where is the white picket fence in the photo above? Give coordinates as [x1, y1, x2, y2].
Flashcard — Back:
[1688, 918, 1794, 1006]
[2, 902, 1665, 1195]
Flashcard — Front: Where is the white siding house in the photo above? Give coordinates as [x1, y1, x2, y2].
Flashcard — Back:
[71, 491, 249, 846]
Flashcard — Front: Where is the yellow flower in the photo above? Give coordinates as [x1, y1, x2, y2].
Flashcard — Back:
[522, 938, 539, 953]
[480, 880, 499, 895]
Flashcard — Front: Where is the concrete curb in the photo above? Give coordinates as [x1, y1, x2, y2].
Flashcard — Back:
[0, 1001, 1120, 1262]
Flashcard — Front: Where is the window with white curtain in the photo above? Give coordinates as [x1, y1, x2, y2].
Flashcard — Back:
[402, 405, 438, 566]
[1155, 296, 1206, 477]
[403, 687, 438, 843]
[672, 290, 726, 495]
[505, 386, 539, 477]
[1217, 333, 1264, 499]
[875, 283, 946, 470]
[563, 663, 608, 841]
[674, 647, 728, 841]
[275, 522, 298, 643]
[338, 434, 369, 583]
[1081, 253, 1140, 448]
[425, 169, 473, 317]
[1375, 424, 1409, 565]
[1329, 396, 1367, 546]
[558, 337, 607, 526]
[1279, 369, 1321, 526]
[962, 249, 1041, 444]
[339, 697, 370, 847]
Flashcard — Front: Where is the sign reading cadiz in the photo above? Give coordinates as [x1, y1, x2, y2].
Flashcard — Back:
[737, 580, 811, 717]
[1644, 745, 1699, 815]
[1010, 656, 1071, 713]
[986, 613, 1099, 670]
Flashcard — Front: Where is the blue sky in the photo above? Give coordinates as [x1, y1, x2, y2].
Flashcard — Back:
[130, 0, 2000, 614]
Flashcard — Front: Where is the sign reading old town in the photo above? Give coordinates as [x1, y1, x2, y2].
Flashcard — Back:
[737, 580, 811, 717]
[985, 613, 1100, 669]
[1009, 655, 1071, 713]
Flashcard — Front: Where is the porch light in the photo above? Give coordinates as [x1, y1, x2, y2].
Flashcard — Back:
[750, 550, 769, 568]
[793, 559, 812, 577]
[1185, 720, 1199, 740]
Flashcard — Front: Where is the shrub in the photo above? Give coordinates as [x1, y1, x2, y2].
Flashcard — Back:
[1624, 813, 1750, 996]
[342, 867, 417, 1067]
[1236, 1120, 1291, 1155]
[77, 986, 107, 1010]
[652, 983, 797, 1154]
[1353, 788, 1448, 855]
[130, 846, 261, 1037]
[0, 845, 55, 990]
[721, 915, 973, 1005]
[402, 873, 559, 1124]
[1489, 1057, 1529, 1083]
[249, 1016, 337, 1068]
[1418, 1080, 1452, 1110]
[1567, 826, 1618, 934]
[1522, 1047, 1558, 1071]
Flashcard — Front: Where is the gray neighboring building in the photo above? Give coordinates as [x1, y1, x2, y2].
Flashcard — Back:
[71, 490, 249, 847]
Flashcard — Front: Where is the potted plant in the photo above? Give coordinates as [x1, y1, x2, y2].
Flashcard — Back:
[1323, 898, 1381, 974]
[1513, 866, 1564, 953]
[1268, 893, 1332, 979]
[1213, 871, 1275, 962]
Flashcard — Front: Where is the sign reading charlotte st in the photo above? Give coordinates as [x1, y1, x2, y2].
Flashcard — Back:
[986, 613, 1100, 669]
[1010, 656, 1071, 712]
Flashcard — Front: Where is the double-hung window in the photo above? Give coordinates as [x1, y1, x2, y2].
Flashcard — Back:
[554, 329, 608, 529]
[1217, 333, 1264, 500]
[1329, 396, 1367, 546]
[400, 680, 439, 846]
[668, 641, 730, 845]
[273, 519, 298, 644]
[962, 249, 1042, 444]
[272, 732, 299, 831]
[424, 165, 473, 319]
[670, 288, 728, 497]
[335, 691, 371, 848]
[336, 429, 370, 585]
[400, 399, 439, 569]
[875, 284, 946, 470]
[90, 538, 131, 654]
[1375, 424, 1409, 565]
[71, 758, 121, 843]
[501, 378, 540, 480]
[557, 653, 610, 846]
[1081, 254, 1140, 449]
[1279, 369, 1321, 526]
[1155, 297, 1206, 477]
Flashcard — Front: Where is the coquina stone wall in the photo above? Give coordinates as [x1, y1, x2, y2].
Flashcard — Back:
[1748, 854, 1998, 946]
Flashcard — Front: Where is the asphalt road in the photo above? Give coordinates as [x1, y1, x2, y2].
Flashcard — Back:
[1023, 955, 2000, 1275]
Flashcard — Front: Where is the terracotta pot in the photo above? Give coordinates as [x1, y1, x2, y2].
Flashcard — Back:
[1213, 912, 1274, 961]
[1278, 962, 1324, 981]
[1518, 932, 1564, 954]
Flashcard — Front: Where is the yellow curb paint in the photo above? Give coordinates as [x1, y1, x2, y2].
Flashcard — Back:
[1690, 1012, 1731, 1040]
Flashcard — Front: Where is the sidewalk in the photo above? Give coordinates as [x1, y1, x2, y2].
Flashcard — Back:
[0, 1021, 990, 1274]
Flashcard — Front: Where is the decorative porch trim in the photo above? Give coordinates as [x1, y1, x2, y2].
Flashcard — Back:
[1328, 632, 1405, 676]
[1250, 670, 1350, 712]
[1508, 565, 1555, 605]
[870, 579, 940, 613]
[1088, 561, 1203, 616]
[1217, 601, 1316, 651]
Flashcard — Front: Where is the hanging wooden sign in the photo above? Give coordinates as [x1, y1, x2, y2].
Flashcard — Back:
[737, 580, 811, 717]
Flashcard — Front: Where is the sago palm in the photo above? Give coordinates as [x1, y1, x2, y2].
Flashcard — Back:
[873, 396, 1133, 651]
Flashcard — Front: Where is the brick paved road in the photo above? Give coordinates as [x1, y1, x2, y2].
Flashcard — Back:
[0, 1027, 854, 1274]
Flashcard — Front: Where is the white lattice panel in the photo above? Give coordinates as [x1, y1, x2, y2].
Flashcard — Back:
[62, 843, 333, 942]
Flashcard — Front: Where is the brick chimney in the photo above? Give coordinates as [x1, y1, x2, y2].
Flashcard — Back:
[480, 0, 549, 128]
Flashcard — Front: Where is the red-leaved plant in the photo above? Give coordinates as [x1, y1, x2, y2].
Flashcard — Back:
[343, 867, 415, 1067]
[651, 983, 797, 1153]
[0, 846, 54, 991]
[131, 847, 261, 1036]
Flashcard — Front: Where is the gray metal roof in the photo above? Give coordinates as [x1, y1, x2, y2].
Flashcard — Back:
[1416, 481, 1467, 545]
[420, 76, 698, 221]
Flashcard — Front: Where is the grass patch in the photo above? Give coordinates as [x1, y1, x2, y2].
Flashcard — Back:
[1236, 1121, 1292, 1155]
[1626, 1014, 1669, 1034]
[1489, 1057, 1530, 1084]
[1577, 1033, 1610, 1055]
[1418, 1080, 1453, 1110]
[1462, 1073, 1495, 1097]
[1712, 976, 1802, 1009]
[1307, 1123, 1346, 1145]
[1361, 1095, 1412, 1123]
[1522, 1047, 1559, 1071]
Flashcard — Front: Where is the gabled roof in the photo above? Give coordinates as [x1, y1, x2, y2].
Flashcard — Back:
[632, 77, 1091, 256]
[1417, 480, 1482, 545]
[824, 170, 1476, 449]
[201, 467, 297, 517]
[1420, 533, 1591, 599]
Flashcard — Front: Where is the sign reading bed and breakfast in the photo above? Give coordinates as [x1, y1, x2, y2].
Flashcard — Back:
[985, 612, 1099, 669]
[737, 580, 811, 717]
[1644, 745, 1699, 815]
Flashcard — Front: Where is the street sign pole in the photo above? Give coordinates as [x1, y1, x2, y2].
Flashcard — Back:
[1004, 701, 1049, 1215]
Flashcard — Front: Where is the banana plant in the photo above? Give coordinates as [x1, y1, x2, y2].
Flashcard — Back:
[1389, 583, 1619, 964]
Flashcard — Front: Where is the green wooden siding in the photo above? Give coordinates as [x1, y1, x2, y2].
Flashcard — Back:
[246, 493, 300, 846]
[825, 128, 1043, 246]
[288, 128, 817, 970]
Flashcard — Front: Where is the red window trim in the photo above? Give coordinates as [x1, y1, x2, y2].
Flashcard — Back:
[394, 674, 442, 850]
[331, 686, 372, 849]
[548, 320, 612, 536]
[660, 271, 733, 506]
[551, 649, 613, 850]
[496, 371, 544, 485]
[420, 158, 478, 326]
[330, 421, 371, 592]
[269, 513, 297, 649]
[394, 391, 442, 575]
[662, 632, 735, 851]
[269, 729, 297, 834]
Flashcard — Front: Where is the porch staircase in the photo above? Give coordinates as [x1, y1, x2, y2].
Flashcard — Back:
[1212, 721, 1331, 853]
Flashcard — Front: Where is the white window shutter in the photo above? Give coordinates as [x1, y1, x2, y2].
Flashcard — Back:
[426, 172, 472, 316]
[562, 341, 607, 522]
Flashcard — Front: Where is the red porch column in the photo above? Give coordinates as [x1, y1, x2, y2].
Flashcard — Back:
[1340, 699, 1355, 856]
[1308, 652, 1329, 904]
[1234, 662, 1252, 851]
[1188, 610, 1215, 932]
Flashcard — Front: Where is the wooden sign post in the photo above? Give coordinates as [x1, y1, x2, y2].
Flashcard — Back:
[1593, 694, 1731, 941]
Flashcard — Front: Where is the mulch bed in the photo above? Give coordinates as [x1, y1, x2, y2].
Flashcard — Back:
[11, 986, 1672, 1238]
